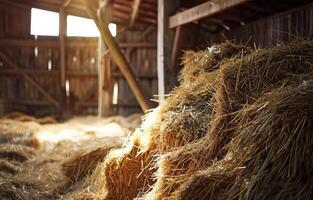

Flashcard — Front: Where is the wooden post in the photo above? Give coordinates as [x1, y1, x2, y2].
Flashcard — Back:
[157, 0, 179, 103]
[84, 0, 151, 112]
[171, 25, 183, 75]
[59, 7, 67, 115]
[98, 40, 112, 117]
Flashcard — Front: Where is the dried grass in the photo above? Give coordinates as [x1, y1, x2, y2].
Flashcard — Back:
[0, 159, 21, 175]
[62, 145, 120, 183]
[0, 144, 36, 162]
[144, 40, 313, 200]
[90, 42, 248, 200]
[176, 81, 313, 200]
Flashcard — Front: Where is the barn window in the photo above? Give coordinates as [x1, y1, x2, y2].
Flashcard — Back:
[67, 15, 116, 37]
[31, 8, 59, 36]
[67, 15, 99, 37]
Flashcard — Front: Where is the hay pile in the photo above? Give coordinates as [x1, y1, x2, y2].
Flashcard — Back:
[177, 81, 313, 199]
[143, 40, 313, 200]
[85, 42, 249, 200]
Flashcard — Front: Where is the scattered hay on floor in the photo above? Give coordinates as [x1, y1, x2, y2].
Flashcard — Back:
[0, 159, 21, 175]
[36, 117, 57, 125]
[62, 145, 120, 183]
[0, 144, 36, 162]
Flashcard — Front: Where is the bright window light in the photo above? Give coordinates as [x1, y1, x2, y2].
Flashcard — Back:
[67, 15, 100, 37]
[31, 8, 59, 36]
[112, 82, 119, 105]
[108, 23, 117, 37]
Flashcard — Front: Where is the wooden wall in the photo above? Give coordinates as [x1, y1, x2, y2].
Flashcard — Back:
[205, 4, 313, 47]
[0, 1, 158, 117]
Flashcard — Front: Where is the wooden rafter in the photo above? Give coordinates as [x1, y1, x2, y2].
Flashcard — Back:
[169, 0, 250, 28]
[130, 0, 142, 27]
[0, 50, 61, 109]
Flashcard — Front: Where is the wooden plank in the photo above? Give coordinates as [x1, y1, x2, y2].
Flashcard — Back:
[130, 0, 142, 27]
[171, 25, 183, 73]
[0, 50, 60, 109]
[0, 38, 155, 48]
[169, 0, 250, 28]
[158, 0, 179, 102]
[85, 0, 151, 112]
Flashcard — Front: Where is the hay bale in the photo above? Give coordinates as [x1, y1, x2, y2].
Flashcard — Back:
[0, 144, 36, 162]
[62, 145, 119, 183]
[0, 159, 21, 175]
[101, 130, 156, 200]
[177, 81, 313, 200]
[145, 40, 313, 200]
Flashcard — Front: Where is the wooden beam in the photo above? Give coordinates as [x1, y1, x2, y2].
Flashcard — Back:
[158, 0, 179, 102]
[171, 25, 183, 73]
[63, 0, 72, 7]
[130, 0, 142, 27]
[169, 0, 250, 28]
[0, 50, 60, 109]
[0, 38, 155, 48]
[84, 0, 151, 112]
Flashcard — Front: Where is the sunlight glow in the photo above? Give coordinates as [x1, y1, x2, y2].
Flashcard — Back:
[31, 8, 59, 36]
[112, 82, 119, 105]
[67, 15, 100, 37]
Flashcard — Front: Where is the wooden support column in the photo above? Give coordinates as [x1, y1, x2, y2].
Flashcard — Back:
[84, 0, 151, 112]
[59, 7, 67, 114]
[98, 40, 112, 117]
[59, 7, 66, 90]
[171, 25, 183, 74]
[157, 0, 179, 103]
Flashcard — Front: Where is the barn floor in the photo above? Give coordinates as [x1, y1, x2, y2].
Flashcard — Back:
[0, 113, 141, 199]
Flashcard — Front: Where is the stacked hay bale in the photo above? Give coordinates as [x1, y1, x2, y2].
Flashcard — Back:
[144, 40, 313, 199]
[87, 42, 249, 200]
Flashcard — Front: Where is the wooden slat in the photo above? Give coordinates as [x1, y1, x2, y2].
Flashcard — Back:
[169, 0, 250, 28]
[0, 50, 61, 109]
[130, 0, 142, 27]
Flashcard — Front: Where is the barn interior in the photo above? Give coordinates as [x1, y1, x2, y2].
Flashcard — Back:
[1, 0, 313, 199]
